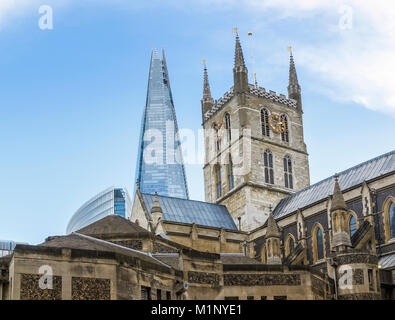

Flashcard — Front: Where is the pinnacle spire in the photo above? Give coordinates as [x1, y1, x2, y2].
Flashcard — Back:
[266, 208, 281, 239]
[232, 30, 249, 97]
[289, 50, 299, 86]
[287, 48, 302, 112]
[234, 34, 247, 69]
[202, 62, 213, 102]
[331, 175, 347, 212]
[151, 192, 163, 214]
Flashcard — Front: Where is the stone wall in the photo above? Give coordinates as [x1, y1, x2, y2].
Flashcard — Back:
[20, 274, 62, 300]
[71, 277, 111, 300]
[224, 273, 301, 286]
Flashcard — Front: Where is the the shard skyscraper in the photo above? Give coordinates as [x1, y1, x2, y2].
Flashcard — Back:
[135, 49, 189, 199]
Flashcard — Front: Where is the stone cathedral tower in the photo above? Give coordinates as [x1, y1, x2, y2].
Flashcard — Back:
[202, 33, 310, 232]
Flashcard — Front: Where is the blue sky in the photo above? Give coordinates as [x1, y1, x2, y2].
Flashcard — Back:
[0, 0, 394, 244]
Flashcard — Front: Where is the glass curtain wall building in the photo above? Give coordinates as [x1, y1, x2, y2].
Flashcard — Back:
[135, 48, 189, 199]
[0, 240, 27, 257]
[66, 187, 132, 234]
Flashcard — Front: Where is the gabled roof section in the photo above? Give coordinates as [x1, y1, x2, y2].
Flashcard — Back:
[39, 232, 168, 268]
[273, 150, 395, 220]
[75, 214, 149, 236]
[140, 193, 238, 230]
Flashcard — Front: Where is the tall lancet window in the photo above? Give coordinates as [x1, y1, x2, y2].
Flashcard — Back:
[390, 202, 395, 239]
[283, 155, 293, 189]
[264, 149, 274, 184]
[349, 216, 357, 236]
[261, 108, 270, 137]
[227, 155, 235, 191]
[224, 112, 231, 144]
[215, 165, 222, 199]
[316, 228, 324, 261]
[280, 114, 289, 142]
[213, 123, 221, 152]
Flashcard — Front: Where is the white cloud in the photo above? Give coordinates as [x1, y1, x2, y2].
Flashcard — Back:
[232, 0, 395, 115]
[1, 0, 394, 115]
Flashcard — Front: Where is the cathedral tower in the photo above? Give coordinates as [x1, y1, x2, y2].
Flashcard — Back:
[202, 33, 310, 231]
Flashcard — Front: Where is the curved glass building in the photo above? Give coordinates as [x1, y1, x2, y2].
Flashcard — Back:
[66, 187, 132, 234]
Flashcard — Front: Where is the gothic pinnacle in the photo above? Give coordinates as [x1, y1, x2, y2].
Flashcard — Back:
[331, 175, 348, 212]
[202, 61, 213, 102]
[234, 33, 247, 69]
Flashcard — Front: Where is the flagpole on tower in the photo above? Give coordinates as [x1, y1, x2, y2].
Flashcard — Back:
[248, 31, 257, 88]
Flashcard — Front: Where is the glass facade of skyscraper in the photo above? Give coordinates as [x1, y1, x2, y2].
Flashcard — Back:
[0, 240, 27, 257]
[135, 49, 189, 199]
[66, 187, 132, 234]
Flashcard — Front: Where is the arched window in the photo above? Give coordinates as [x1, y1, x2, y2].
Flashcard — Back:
[261, 108, 270, 137]
[280, 114, 289, 142]
[391, 203, 395, 239]
[316, 228, 324, 261]
[289, 237, 295, 252]
[285, 234, 296, 257]
[383, 197, 395, 242]
[227, 155, 235, 191]
[283, 155, 293, 189]
[264, 149, 274, 184]
[261, 245, 267, 264]
[212, 123, 221, 152]
[215, 165, 222, 199]
[349, 215, 357, 236]
[224, 112, 231, 143]
[312, 224, 325, 263]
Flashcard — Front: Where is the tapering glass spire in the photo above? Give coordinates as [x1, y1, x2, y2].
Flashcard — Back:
[135, 48, 189, 199]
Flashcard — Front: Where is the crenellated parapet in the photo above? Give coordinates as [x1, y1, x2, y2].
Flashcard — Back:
[203, 85, 298, 123]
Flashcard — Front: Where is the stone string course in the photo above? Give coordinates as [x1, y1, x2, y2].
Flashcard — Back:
[110, 240, 143, 251]
[224, 273, 301, 286]
[187, 271, 220, 285]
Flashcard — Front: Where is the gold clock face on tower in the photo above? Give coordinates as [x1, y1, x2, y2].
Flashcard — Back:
[268, 114, 286, 134]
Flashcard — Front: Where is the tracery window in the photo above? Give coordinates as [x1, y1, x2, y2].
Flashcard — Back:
[280, 114, 289, 142]
[283, 155, 293, 189]
[215, 165, 222, 199]
[264, 149, 274, 184]
[383, 197, 395, 242]
[312, 224, 325, 263]
[224, 112, 231, 143]
[261, 108, 270, 137]
[349, 215, 357, 236]
[285, 234, 296, 257]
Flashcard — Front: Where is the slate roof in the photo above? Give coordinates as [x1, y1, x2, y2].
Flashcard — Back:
[39, 233, 169, 268]
[273, 150, 395, 220]
[379, 254, 395, 270]
[76, 214, 149, 236]
[140, 193, 238, 230]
